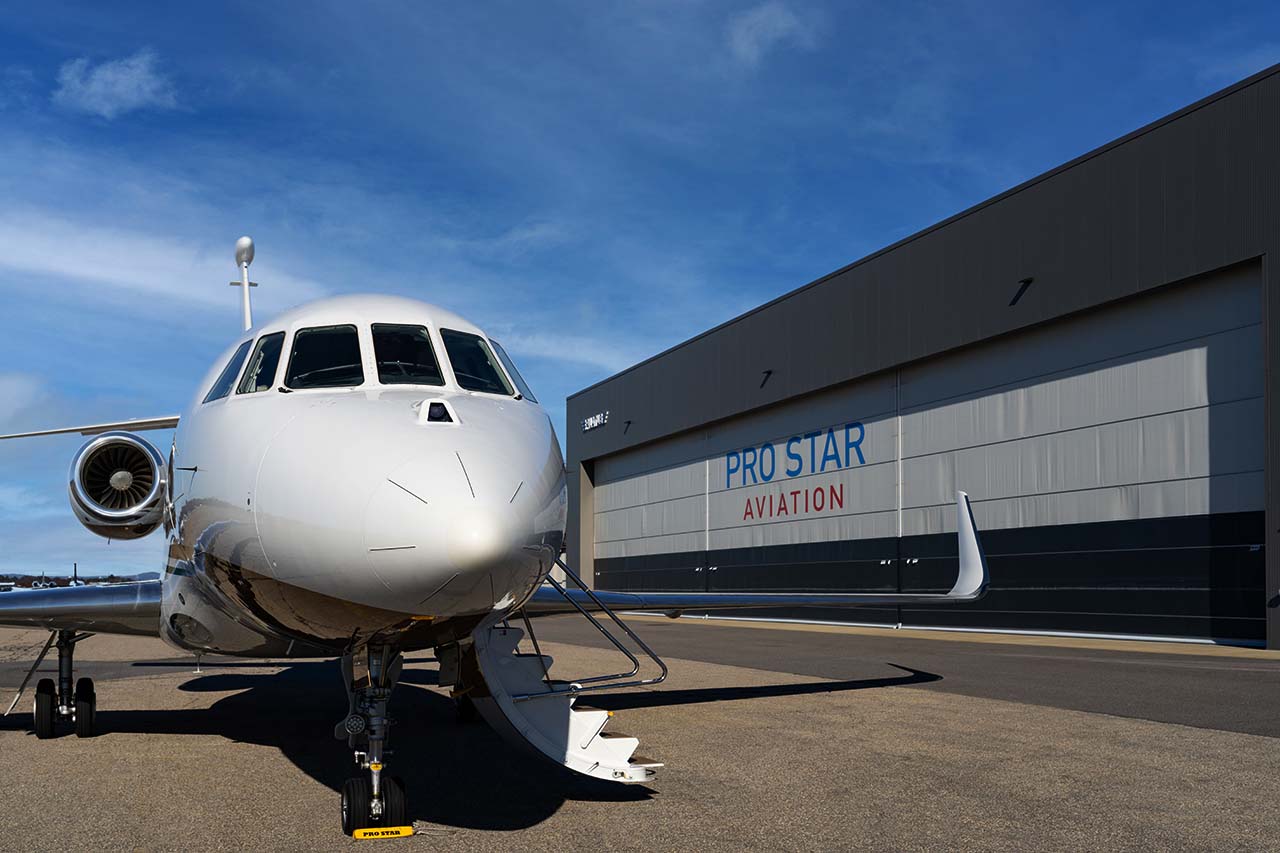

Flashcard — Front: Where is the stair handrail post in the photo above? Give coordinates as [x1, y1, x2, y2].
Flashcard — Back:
[555, 558, 670, 686]
[507, 558, 669, 702]
[543, 574, 642, 681]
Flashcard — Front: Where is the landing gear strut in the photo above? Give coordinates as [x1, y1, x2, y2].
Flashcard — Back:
[335, 644, 407, 835]
[6, 629, 95, 738]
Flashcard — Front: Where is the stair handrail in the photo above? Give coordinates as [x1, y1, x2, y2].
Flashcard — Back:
[508, 558, 669, 702]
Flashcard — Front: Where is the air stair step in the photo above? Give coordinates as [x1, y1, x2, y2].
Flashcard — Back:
[469, 624, 660, 784]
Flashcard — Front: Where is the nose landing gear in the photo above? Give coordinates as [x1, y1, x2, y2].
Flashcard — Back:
[336, 644, 408, 836]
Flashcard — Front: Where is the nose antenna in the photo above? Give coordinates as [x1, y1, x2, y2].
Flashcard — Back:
[229, 236, 258, 331]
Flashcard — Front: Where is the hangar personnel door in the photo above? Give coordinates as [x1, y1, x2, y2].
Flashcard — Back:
[590, 262, 1265, 641]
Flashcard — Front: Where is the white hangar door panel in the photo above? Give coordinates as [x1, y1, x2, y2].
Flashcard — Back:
[590, 262, 1263, 640]
[592, 429, 711, 592]
[897, 262, 1263, 640]
[900, 263, 1262, 534]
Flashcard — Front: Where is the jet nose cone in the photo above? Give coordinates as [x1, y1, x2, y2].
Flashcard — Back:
[446, 505, 519, 574]
[253, 397, 561, 616]
[363, 454, 537, 611]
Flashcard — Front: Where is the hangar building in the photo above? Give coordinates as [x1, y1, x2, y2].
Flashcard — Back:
[565, 66, 1280, 649]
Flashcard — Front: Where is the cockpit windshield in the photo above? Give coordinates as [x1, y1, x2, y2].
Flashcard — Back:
[440, 329, 514, 396]
[285, 325, 365, 389]
[489, 339, 537, 402]
[204, 339, 252, 403]
[237, 332, 285, 394]
[372, 324, 445, 386]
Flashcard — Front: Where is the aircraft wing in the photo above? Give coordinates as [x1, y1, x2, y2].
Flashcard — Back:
[0, 415, 180, 440]
[0, 416, 174, 636]
[0, 581, 162, 636]
[526, 491, 989, 617]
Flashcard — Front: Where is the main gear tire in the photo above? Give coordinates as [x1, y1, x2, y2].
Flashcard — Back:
[33, 678, 56, 739]
[74, 677, 96, 738]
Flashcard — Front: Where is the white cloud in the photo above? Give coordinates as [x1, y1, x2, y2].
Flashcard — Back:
[489, 220, 571, 254]
[0, 210, 325, 312]
[726, 2, 815, 68]
[0, 372, 44, 417]
[53, 49, 178, 119]
[500, 331, 652, 375]
[0, 514, 165, 575]
[0, 484, 58, 520]
[426, 219, 573, 259]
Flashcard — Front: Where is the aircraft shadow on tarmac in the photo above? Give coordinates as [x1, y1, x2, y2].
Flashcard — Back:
[584, 664, 940, 711]
[10, 657, 939, 831]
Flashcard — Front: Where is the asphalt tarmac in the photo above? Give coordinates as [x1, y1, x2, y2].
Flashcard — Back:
[0, 620, 1276, 851]
[534, 615, 1280, 737]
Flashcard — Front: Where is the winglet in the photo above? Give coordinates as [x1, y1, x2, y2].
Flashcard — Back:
[949, 490, 989, 599]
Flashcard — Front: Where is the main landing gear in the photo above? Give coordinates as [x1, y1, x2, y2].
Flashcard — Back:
[5, 629, 95, 739]
[335, 644, 408, 835]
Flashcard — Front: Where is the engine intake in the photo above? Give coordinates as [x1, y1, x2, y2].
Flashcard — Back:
[69, 431, 168, 540]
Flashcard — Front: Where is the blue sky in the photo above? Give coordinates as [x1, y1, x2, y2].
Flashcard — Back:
[1, 1, 1277, 575]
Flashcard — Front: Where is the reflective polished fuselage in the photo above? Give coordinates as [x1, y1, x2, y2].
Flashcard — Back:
[161, 296, 566, 656]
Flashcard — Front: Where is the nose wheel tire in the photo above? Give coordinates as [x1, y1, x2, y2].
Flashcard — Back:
[382, 775, 407, 826]
[341, 777, 370, 835]
[74, 677, 96, 738]
[33, 679, 55, 739]
[340, 775, 408, 835]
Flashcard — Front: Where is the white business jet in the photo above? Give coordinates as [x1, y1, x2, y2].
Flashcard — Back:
[0, 238, 988, 837]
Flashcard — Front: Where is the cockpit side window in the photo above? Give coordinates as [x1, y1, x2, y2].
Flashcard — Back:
[372, 324, 445, 386]
[440, 329, 515, 396]
[203, 340, 253, 403]
[489, 339, 537, 403]
[236, 332, 285, 394]
[284, 324, 365, 389]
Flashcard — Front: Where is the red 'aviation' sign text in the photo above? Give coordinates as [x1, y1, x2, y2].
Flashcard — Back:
[743, 483, 845, 521]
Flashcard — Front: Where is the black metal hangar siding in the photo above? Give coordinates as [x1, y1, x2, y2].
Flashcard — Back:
[566, 65, 1280, 649]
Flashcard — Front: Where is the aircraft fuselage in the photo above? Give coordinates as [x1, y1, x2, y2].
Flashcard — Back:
[160, 295, 566, 657]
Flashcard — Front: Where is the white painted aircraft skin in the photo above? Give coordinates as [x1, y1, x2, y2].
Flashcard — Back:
[163, 294, 566, 656]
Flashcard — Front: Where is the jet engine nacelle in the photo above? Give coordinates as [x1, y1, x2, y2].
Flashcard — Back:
[68, 431, 168, 540]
